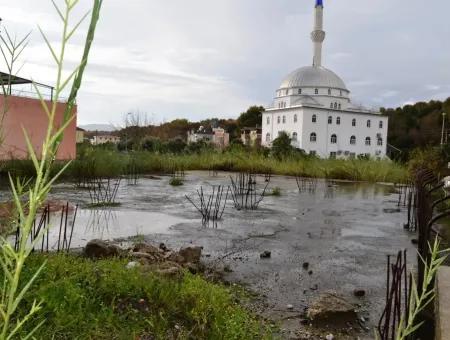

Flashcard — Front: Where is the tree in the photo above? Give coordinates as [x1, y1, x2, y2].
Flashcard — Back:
[271, 131, 293, 159]
[237, 106, 264, 128]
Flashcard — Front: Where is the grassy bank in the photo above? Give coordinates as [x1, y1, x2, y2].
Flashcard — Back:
[0, 148, 409, 183]
[10, 254, 272, 339]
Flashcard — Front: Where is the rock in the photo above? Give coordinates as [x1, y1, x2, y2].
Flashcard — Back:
[179, 246, 202, 263]
[130, 252, 160, 264]
[185, 262, 199, 274]
[325, 334, 334, 340]
[302, 262, 309, 269]
[310, 284, 318, 291]
[353, 289, 366, 297]
[307, 292, 356, 321]
[165, 251, 185, 264]
[156, 266, 182, 277]
[308, 270, 313, 275]
[126, 261, 139, 269]
[287, 304, 294, 310]
[260, 250, 271, 259]
[224, 265, 233, 273]
[84, 239, 122, 259]
[159, 243, 168, 252]
[133, 243, 161, 255]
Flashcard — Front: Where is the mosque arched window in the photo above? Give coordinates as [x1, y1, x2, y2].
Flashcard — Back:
[266, 133, 271, 142]
[336, 117, 341, 125]
[282, 116, 286, 124]
[315, 88, 319, 95]
[352, 118, 356, 127]
[338, 103, 341, 110]
[377, 138, 383, 146]
[294, 114, 298, 123]
[365, 137, 371, 146]
[310, 132, 317, 142]
[331, 134, 337, 144]
[312, 114, 317, 123]
[367, 120, 371, 128]
[292, 132, 298, 142]
[328, 88, 331, 95]
[298, 89, 302, 95]
[334, 102, 337, 109]
[277, 116, 280, 124]
[379, 121, 383, 129]
[330, 103, 333, 109]
[350, 136, 356, 145]
[328, 116, 332, 124]
[267, 116, 270, 125]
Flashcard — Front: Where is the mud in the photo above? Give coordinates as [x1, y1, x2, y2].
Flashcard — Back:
[3, 171, 416, 338]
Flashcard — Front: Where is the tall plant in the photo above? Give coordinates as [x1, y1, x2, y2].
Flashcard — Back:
[0, 1, 102, 338]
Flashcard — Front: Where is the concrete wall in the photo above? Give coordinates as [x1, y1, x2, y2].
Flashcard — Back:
[0, 95, 76, 160]
[436, 266, 450, 340]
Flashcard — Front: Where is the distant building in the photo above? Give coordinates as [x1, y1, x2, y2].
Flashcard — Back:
[261, 0, 388, 159]
[187, 126, 229, 148]
[76, 127, 86, 144]
[0, 72, 76, 160]
[91, 135, 120, 145]
[241, 127, 262, 147]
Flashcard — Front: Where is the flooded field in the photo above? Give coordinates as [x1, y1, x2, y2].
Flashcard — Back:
[4, 171, 416, 336]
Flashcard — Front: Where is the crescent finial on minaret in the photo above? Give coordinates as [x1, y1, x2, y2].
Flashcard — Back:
[316, 0, 323, 7]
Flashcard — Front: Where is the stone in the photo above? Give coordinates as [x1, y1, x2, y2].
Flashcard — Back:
[353, 289, 366, 297]
[302, 262, 309, 269]
[185, 262, 199, 274]
[84, 239, 122, 259]
[130, 252, 160, 264]
[260, 250, 271, 259]
[287, 304, 294, 310]
[133, 243, 161, 255]
[179, 246, 202, 263]
[159, 243, 168, 252]
[307, 292, 356, 321]
[325, 334, 334, 340]
[308, 270, 313, 275]
[165, 251, 185, 264]
[126, 261, 139, 269]
[224, 265, 233, 273]
[156, 266, 183, 278]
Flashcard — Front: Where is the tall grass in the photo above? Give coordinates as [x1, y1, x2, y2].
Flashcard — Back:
[0, 149, 408, 183]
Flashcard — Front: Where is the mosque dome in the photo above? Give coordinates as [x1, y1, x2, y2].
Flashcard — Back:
[279, 66, 348, 91]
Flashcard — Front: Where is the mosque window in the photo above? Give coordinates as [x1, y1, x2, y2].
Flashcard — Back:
[277, 116, 280, 124]
[330, 152, 337, 159]
[352, 118, 356, 127]
[266, 133, 271, 142]
[282, 116, 286, 124]
[379, 121, 383, 129]
[377, 138, 383, 146]
[336, 117, 341, 125]
[367, 120, 371, 128]
[330, 103, 333, 109]
[340, 90, 342, 96]
[334, 102, 337, 109]
[286, 89, 289, 95]
[365, 137, 371, 146]
[315, 88, 318, 94]
[294, 114, 298, 123]
[312, 114, 317, 123]
[298, 89, 302, 95]
[292, 132, 298, 141]
[310, 150, 316, 156]
[331, 134, 337, 144]
[310, 133, 317, 142]
[328, 88, 331, 95]
[328, 116, 332, 124]
[350, 136, 356, 145]
[267, 116, 270, 125]
[338, 103, 341, 110]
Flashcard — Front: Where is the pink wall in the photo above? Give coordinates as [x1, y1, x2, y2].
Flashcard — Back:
[0, 95, 76, 160]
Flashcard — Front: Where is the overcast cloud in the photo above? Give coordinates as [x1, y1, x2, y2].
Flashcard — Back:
[1, 0, 449, 125]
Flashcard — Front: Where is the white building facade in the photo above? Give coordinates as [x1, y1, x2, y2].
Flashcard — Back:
[262, 0, 388, 159]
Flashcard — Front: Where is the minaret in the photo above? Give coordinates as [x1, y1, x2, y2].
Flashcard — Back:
[311, 0, 325, 67]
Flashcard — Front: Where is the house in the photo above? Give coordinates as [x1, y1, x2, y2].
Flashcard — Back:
[76, 127, 86, 144]
[261, 0, 388, 159]
[91, 135, 121, 145]
[187, 126, 230, 148]
[241, 127, 262, 147]
[0, 72, 76, 160]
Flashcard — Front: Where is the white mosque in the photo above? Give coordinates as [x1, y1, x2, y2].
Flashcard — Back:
[262, 0, 388, 159]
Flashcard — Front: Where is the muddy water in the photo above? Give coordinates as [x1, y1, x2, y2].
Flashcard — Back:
[9, 171, 416, 335]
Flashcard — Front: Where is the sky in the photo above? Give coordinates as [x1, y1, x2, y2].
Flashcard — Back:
[0, 0, 449, 126]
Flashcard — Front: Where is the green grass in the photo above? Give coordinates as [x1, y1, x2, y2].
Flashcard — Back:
[10, 254, 273, 340]
[169, 177, 184, 186]
[0, 148, 409, 183]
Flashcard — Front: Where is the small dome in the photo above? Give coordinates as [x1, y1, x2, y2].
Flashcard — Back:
[279, 66, 348, 91]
